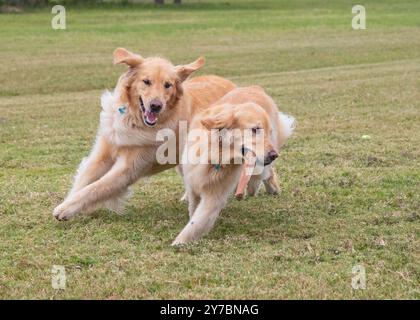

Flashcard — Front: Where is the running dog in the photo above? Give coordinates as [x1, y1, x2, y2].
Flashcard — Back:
[53, 48, 235, 220]
[173, 86, 295, 244]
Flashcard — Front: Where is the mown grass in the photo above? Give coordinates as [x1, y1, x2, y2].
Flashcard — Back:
[0, 0, 419, 299]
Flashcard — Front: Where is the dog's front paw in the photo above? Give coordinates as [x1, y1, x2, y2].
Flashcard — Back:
[171, 239, 186, 246]
[171, 234, 187, 246]
[171, 232, 194, 246]
[53, 201, 81, 221]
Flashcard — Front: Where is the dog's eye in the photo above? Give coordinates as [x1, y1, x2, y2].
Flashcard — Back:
[143, 79, 151, 86]
[164, 82, 172, 89]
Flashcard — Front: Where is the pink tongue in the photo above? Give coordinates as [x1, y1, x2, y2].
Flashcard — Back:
[145, 110, 157, 123]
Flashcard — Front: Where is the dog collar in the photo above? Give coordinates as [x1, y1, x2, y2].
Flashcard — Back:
[118, 106, 126, 115]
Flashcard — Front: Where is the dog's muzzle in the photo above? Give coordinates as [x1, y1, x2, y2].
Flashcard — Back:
[140, 97, 162, 127]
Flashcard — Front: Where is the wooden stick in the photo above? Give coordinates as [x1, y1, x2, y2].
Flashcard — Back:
[235, 151, 257, 200]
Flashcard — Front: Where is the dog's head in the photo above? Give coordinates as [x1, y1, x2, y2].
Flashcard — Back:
[113, 47, 205, 127]
[201, 102, 278, 166]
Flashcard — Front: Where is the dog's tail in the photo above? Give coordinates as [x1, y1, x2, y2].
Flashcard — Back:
[278, 112, 296, 139]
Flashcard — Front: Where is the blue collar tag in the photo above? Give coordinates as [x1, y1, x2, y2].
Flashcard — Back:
[213, 164, 222, 171]
[118, 106, 126, 115]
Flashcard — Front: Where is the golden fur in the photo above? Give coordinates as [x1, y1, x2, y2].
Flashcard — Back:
[173, 86, 295, 244]
[53, 48, 236, 220]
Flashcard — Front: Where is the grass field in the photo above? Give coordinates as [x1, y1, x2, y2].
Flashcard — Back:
[0, 0, 419, 299]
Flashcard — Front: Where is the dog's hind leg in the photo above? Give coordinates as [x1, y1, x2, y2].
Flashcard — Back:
[172, 193, 228, 245]
[263, 165, 279, 195]
[53, 147, 143, 221]
[102, 188, 132, 214]
[247, 175, 262, 196]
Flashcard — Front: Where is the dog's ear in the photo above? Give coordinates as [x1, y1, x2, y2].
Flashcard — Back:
[175, 56, 205, 82]
[113, 48, 143, 67]
[201, 106, 236, 130]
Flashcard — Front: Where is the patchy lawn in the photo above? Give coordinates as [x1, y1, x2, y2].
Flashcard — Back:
[0, 0, 419, 299]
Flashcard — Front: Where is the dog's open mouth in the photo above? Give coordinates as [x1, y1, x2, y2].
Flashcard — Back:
[140, 96, 158, 127]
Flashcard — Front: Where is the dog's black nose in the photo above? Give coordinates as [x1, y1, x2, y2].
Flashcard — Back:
[268, 150, 278, 161]
[264, 149, 278, 165]
[150, 99, 163, 113]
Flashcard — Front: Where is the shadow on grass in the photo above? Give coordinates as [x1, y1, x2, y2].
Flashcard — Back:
[52, 192, 296, 246]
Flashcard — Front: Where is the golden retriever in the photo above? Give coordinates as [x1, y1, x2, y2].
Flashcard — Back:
[173, 86, 295, 244]
[53, 48, 235, 220]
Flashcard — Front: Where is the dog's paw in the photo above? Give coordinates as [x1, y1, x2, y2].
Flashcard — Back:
[171, 232, 195, 246]
[171, 234, 188, 246]
[171, 239, 186, 246]
[266, 188, 279, 195]
[53, 201, 80, 221]
[263, 182, 279, 195]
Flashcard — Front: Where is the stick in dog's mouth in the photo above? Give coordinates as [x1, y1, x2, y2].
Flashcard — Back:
[235, 150, 257, 200]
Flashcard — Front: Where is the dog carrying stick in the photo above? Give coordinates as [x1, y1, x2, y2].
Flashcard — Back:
[235, 151, 257, 200]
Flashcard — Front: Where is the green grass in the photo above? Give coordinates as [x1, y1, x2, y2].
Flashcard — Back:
[0, 0, 419, 299]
